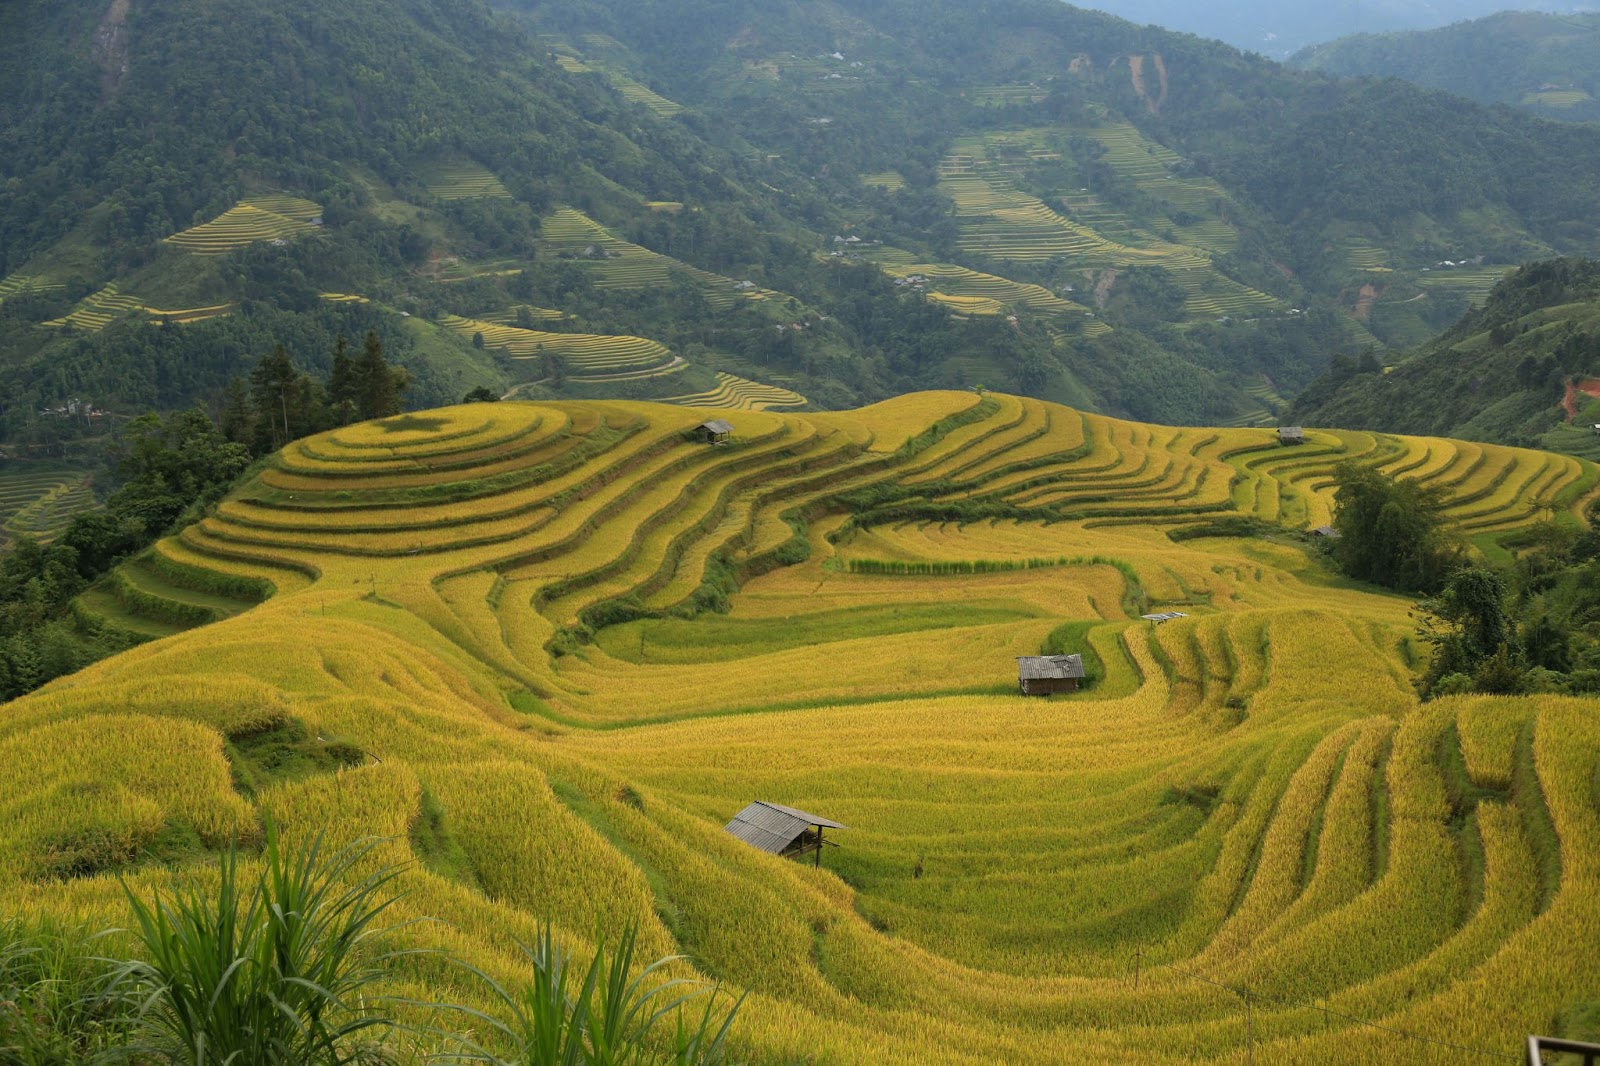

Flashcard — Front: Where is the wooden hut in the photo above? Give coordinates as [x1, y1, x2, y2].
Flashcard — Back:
[1310, 525, 1342, 539]
[1140, 611, 1188, 624]
[695, 419, 733, 444]
[1016, 654, 1085, 696]
[1278, 426, 1305, 445]
[724, 801, 846, 866]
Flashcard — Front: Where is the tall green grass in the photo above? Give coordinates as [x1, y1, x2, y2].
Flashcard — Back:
[451, 923, 743, 1066]
[111, 828, 409, 1065]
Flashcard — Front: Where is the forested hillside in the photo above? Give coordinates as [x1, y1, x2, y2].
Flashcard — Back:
[1292, 257, 1600, 458]
[1292, 11, 1600, 122]
[11, 0, 1600, 447]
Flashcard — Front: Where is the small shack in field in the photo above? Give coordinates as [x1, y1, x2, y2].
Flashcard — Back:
[695, 419, 733, 444]
[1141, 611, 1188, 624]
[1016, 654, 1085, 695]
[1310, 525, 1341, 539]
[1278, 426, 1305, 445]
[725, 801, 846, 866]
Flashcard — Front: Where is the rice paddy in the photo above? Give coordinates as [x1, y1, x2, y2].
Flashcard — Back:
[661, 371, 808, 410]
[439, 314, 683, 380]
[163, 196, 323, 254]
[11, 393, 1600, 1063]
[0, 465, 94, 542]
[41, 284, 232, 331]
[882, 261, 1091, 318]
[1417, 266, 1514, 306]
[539, 208, 776, 308]
[0, 273, 64, 305]
[1521, 89, 1592, 108]
[937, 129, 1279, 320]
[418, 161, 512, 200]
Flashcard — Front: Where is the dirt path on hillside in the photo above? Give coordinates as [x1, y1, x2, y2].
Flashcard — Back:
[1094, 268, 1120, 307]
[1127, 55, 1165, 115]
[1352, 283, 1382, 323]
[1562, 378, 1579, 423]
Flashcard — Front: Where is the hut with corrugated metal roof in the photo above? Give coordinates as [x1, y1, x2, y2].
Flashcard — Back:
[1016, 654, 1085, 695]
[695, 419, 733, 444]
[724, 801, 846, 866]
[1278, 426, 1305, 445]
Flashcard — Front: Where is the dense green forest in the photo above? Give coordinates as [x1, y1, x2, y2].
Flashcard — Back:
[1292, 11, 1600, 123]
[10, 0, 1600, 449]
[1292, 257, 1600, 458]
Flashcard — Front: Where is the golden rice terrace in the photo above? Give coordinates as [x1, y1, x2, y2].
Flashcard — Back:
[8, 392, 1600, 1063]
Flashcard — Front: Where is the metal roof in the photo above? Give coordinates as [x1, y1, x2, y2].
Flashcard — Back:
[1140, 611, 1189, 622]
[1310, 525, 1341, 538]
[1278, 426, 1304, 438]
[700, 419, 733, 434]
[724, 801, 846, 854]
[1016, 654, 1086, 681]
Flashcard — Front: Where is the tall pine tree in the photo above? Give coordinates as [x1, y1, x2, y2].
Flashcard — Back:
[328, 334, 360, 426]
[357, 331, 408, 420]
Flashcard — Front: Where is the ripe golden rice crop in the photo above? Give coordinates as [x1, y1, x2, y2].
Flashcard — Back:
[12, 391, 1600, 1064]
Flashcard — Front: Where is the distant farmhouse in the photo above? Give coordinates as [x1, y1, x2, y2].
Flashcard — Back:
[1278, 426, 1304, 445]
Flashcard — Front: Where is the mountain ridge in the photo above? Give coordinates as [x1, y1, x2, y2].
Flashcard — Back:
[9, 0, 1600, 441]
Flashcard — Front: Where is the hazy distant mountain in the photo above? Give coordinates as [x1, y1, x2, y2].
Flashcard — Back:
[1077, 0, 1600, 59]
[1292, 10, 1600, 121]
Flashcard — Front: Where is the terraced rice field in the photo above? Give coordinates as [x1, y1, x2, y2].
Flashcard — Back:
[968, 84, 1047, 107]
[439, 314, 683, 380]
[883, 262, 1090, 317]
[1417, 266, 1513, 306]
[1522, 89, 1592, 108]
[0, 273, 64, 305]
[164, 196, 322, 254]
[604, 71, 684, 116]
[418, 161, 512, 200]
[0, 465, 94, 542]
[860, 171, 907, 191]
[476, 304, 566, 324]
[539, 208, 777, 309]
[42, 284, 232, 331]
[12, 394, 1600, 1064]
[662, 371, 808, 410]
[1342, 238, 1393, 272]
[548, 36, 684, 115]
[938, 131, 1278, 318]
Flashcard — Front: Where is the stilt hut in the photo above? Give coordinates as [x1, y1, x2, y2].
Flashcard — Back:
[724, 801, 846, 866]
[695, 419, 733, 444]
[1278, 426, 1305, 445]
[1016, 654, 1085, 695]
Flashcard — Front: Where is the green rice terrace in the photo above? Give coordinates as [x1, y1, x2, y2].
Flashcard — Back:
[417, 161, 513, 201]
[0, 464, 95, 543]
[936, 127, 1282, 321]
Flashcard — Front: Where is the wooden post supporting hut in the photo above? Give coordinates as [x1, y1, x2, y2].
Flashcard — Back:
[1016, 653, 1085, 696]
[724, 801, 846, 866]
